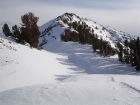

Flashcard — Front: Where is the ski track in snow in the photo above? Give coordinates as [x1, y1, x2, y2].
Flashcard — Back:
[120, 82, 140, 94]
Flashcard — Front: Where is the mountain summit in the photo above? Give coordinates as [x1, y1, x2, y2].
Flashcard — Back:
[39, 13, 134, 49]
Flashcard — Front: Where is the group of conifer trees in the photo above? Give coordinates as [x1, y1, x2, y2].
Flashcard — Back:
[118, 37, 140, 71]
[2, 12, 40, 48]
[61, 20, 116, 57]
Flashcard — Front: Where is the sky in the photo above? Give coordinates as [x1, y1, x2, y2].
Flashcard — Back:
[0, 0, 140, 37]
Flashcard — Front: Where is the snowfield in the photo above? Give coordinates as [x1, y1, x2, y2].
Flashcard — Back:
[0, 33, 140, 105]
[0, 34, 78, 92]
[1, 75, 140, 105]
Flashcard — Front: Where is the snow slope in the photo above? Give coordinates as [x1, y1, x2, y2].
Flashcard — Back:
[0, 34, 78, 92]
[0, 32, 140, 105]
[1, 75, 140, 105]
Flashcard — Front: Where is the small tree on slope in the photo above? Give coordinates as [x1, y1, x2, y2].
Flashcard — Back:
[21, 12, 40, 48]
[2, 24, 12, 37]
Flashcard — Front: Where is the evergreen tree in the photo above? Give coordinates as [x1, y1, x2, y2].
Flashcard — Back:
[135, 37, 140, 70]
[136, 58, 140, 71]
[136, 37, 140, 57]
[124, 40, 128, 54]
[2, 24, 12, 37]
[60, 18, 116, 57]
[21, 12, 40, 48]
[12, 25, 20, 38]
[92, 29, 94, 34]
[124, 39, 130, 64]
[72, 22, 77, 30]
[129, 40, 134, 66]
[117, 42, 123, 62]
[92, 35, 99, 52]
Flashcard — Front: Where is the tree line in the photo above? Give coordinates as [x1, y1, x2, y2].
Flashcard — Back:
[60, 19, 116, 57]
[118, 37, 140, 71]
[60, 16, 140, 71]
[2, 12, 40, 48]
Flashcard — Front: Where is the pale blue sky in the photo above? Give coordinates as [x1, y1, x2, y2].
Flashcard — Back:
[0, 0, 140, 36]
[39, 0, 139, 10]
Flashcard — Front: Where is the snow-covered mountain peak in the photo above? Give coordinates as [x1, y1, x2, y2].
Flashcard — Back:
[39, 13, 134, 49]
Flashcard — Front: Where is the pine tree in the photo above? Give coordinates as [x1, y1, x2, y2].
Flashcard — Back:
[135, 37, 140, 70]
[2, 24, 12, 37]
[129, 40, 136, 66]
[92, 29, 94, 34]
[124, 40, 128, 54]
[12, 25, 20, 38]
[78, 25, 84, 44]
[136, 37, 140, 57]
[117, 42, 123, 62]
[92, 35, 99, 52]
[21, 12, 40, 48]
[124, 39, 130, 64]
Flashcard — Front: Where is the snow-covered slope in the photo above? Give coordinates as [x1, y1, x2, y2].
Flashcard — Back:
[0, 31, 140, 105]
[0, 34, 78, 92]
[39, 13, 135, 48]
[1, 75, 140, 105]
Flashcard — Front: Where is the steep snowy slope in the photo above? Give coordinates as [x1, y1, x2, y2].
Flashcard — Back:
[39, 13, 135, 48]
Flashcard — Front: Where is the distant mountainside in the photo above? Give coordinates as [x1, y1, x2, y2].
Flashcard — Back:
[39, 13, 135, 49]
